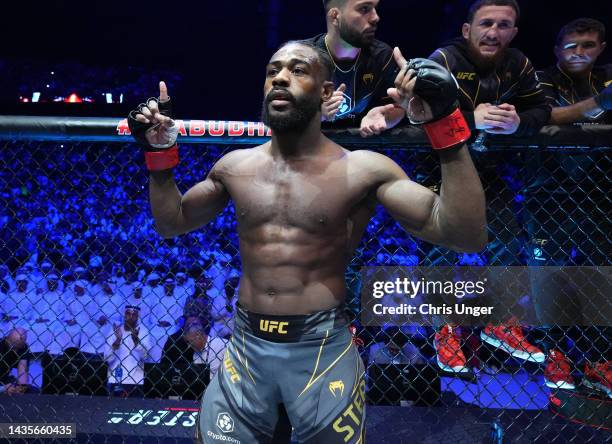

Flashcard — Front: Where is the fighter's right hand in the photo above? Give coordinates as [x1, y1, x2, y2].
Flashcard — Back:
[321, 83, 347, 121]
[128, 81, 180, 171]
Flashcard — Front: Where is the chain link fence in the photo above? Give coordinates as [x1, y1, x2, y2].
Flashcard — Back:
[0, 128, 610, 442]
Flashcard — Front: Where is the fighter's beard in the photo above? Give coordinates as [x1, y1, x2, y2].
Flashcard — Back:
[261, 96, 320, 134]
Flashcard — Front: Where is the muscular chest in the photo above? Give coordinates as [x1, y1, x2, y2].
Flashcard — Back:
[224, 160, 367, 232]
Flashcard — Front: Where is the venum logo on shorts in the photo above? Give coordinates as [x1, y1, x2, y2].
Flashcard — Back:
[216, 412, 234, 433]
[329, 380, 345, 398]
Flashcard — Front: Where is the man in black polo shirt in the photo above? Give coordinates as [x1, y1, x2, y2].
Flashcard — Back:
[538, 18, 612, 124]
[0, 328, 29, 395]
[304, 0, 405, 136]
[531, 18, 611, 396]
[427, 0, 550, 374]
[429, 0, 550, 136]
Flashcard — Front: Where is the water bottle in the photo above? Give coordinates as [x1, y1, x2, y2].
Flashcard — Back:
[471, 100, 505, 153]
[471, 131, 488, 152]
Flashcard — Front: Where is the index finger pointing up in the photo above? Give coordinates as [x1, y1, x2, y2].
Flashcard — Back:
[393, 47, 408, 70]
[159, 81, 169, 102]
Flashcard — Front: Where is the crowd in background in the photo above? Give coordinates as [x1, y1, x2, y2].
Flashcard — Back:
[0, 140, 478, 397]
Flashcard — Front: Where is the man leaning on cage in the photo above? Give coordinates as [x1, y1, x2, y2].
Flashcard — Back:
[530, 17, 611, 398]
[426, 0, 551, 378]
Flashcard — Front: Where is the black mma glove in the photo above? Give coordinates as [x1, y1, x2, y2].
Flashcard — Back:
[127, 97, 179, 171]
[408, 58, 471, 150]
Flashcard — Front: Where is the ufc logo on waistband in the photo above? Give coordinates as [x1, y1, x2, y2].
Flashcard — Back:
[260, 320, 289, 334]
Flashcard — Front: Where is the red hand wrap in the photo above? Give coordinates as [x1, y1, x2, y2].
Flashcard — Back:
[144, 145, 179, 171]
[423, 108, 471, 150]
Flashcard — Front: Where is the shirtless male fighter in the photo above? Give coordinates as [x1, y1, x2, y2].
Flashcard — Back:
[128, 40, 487, 443]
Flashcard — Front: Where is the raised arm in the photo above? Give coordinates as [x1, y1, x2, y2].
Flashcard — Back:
[373, 151, 487, 252]
[128, 82, 230, 238]
[149, 168, 229, 238]
[382, 48, 487, 252]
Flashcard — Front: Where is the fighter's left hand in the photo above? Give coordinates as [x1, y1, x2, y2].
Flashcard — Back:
[387, 47, 434, 123]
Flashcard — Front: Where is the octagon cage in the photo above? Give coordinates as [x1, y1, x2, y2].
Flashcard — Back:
[0, 116, 610, 443]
